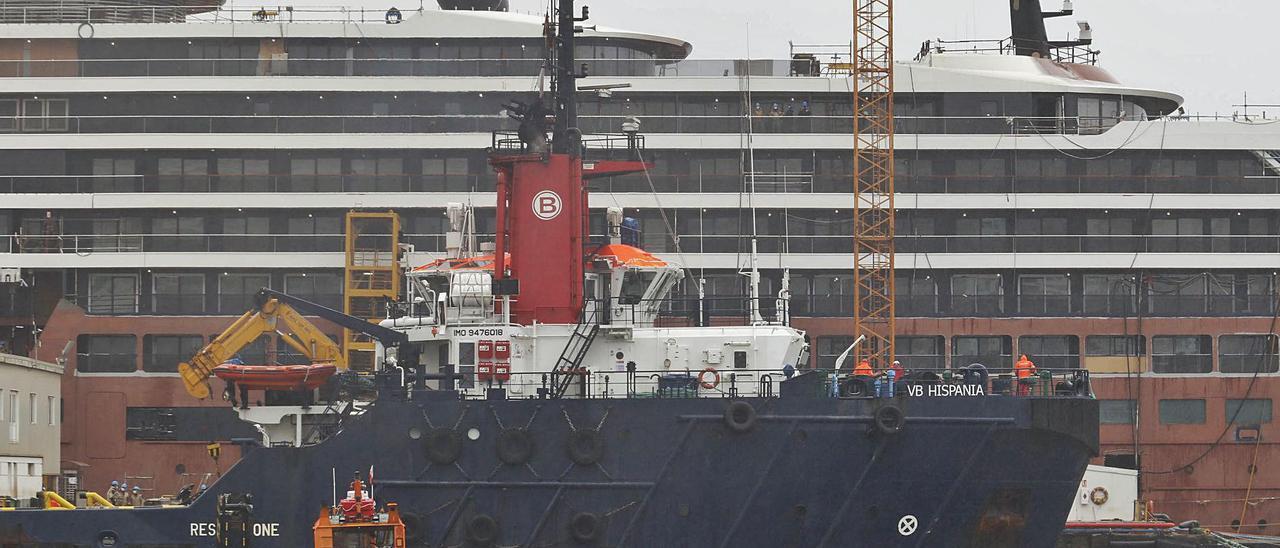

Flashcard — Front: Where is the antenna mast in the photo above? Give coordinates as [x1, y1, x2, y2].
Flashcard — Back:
[852, 0, 895, 369]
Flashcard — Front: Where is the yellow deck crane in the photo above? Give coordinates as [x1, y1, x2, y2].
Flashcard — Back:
[852, 0, 896, 369]
[178, 289, 408, 400]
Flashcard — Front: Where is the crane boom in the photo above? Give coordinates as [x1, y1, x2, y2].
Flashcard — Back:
[177, 289, 408, 399]
[852, 0, 895, 369]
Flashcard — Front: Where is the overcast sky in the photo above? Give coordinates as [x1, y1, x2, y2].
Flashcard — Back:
[497, 0, 1276, 115]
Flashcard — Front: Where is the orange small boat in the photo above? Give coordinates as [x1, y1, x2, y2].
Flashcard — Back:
[211, 363, 338, 391]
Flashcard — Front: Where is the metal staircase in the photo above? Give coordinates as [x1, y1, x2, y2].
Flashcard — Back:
[549, 310, 600, 398]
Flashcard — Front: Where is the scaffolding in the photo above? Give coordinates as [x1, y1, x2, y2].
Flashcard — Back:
[343, 211, 401, 372]
[852, 0, 895, 369]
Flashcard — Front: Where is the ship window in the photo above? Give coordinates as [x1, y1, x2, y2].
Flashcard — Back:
[1099, 399, 1135, 424]
[734, 350, 747, 369]
[894, 275, 938, 316]
[87, 273, 139, 314]
[1082, 274, 1135, 315]
[952, 335, 1012, 369]
[1226, 399, 1273, 424]
[1159, 399, 1206, 425]
[221, 216, 271, 253]
[1219, 335, 1280, 374]
[1151, 335, 1213, 374]
[422, 158, 472, 192]
[91, 158, 139, 192]
[289, 158, 343, 192]
[76, 335, 138, 373]
[218, 273, 271, 313]
[0, 99, 16, 131]
[143, 335, 204, 373]
[152, 273, 206, 314]
[950, 274, 1003, 315]
[150, 215, 206, 252]
[284, 273, 342, 309]
[157, 158, 210, 192]
[814, 336, 855, 369]
[1017, 275, 1071, 315]
[1018, 336, 1079, 369]
[458, 342, 475, 366]
[214, 158, 271, 192]
[895, 335, 945, 370]
[620, 270, 655, 304]
[1085, 335, 1146, 357]
[351, 157, 406, 192]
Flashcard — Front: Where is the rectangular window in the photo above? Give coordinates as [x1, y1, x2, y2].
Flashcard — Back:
[87, 273, 139, 314]
[218, 273, 271, 313]
[75, 335, 138, 373]
[1018, 335, 1079, 369]
[214, 158, 271, 192]
[152, 273, 206, 314]
[289, 158, 343, 192]
[350, 157, 406, 192]
[7, 390, 17, 442]
[950, 274, 1003, 315]
[143, 334, 204, 373]
[1085, 335, 1146, 356]
[815, 336, 856, 369]
[150, 215, 206, 253]
[1151, 335, 1213, 374]
[48, 396, 56, 426]
[1159, 399, 1206, 425]
[0, 99, 16, 131]
[895, 275, 938, 316]
[157, 158, 209, 192]
[895, 335, 945, 370]
[952, 335, 1012, 369]
[1218, 335, 1280, 374]
[1099, 399, 1135, 424]
[28, 393, 36, 425]
[284, 273, 342, 309]
[1018, 274, 1071, 315]
[1226, 399, 1273, 424]
[91, 158, 139, 192]
[1083, 274, 1135, 315]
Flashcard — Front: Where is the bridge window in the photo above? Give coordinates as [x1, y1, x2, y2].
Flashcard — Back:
[143, 335, 204, 373]
[1219, 335, 1280, 374]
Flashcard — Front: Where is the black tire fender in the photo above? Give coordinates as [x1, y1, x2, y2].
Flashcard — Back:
[497, 428, 534, 465]
[464, 513, 498, 545]
[567, 429, 604, 465]
[723, 400, 758, 433]
[569, 511, 604, 544]
[424, 428, 463, 465]
[872, 404, 905, 435]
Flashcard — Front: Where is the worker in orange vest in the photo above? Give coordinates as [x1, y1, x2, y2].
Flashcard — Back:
[854, 359, 874, 376]
[1014, 354, 1036, 395]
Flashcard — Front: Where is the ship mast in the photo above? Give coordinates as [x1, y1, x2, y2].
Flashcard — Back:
[852, 0, 895, 369]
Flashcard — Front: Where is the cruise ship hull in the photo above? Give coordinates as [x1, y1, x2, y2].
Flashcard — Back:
[0, 389, 1097, 547]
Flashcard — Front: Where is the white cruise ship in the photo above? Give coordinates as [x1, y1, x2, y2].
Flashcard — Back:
[0, 0, 1277, 532]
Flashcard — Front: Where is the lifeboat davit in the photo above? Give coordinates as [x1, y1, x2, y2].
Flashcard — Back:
[211, 363, 337, 391]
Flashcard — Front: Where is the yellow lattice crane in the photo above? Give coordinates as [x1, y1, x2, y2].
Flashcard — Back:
[852, 0, 895, 369]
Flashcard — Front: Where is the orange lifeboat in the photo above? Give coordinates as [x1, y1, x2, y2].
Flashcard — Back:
[211, 363, 337, 391]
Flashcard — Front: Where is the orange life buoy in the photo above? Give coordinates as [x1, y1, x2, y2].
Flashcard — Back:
[698, 367, 720, 389]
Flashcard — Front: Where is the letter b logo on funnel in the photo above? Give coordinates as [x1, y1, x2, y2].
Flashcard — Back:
[532, 190, 562, 220]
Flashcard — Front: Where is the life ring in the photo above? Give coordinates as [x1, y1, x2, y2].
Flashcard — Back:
[872, 404, 905, 435]
[464, 513, 499, 545]
[567, 429, 604, 465]
[1090, 486, 1109, 505]
[424, 428, 462, 465]
[698, 367, 720, 389]
[723, 401, 758, 433]
[568, 511, 604, 543]
[497, 428, 534, 465]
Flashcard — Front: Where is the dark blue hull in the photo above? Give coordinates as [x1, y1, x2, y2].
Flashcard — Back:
[0, 387, 1097, 547]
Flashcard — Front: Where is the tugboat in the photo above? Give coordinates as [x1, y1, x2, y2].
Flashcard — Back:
[0, 1, 1097, 546]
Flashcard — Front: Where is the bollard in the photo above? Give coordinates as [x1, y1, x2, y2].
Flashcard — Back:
[886, 369, 896, 397]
